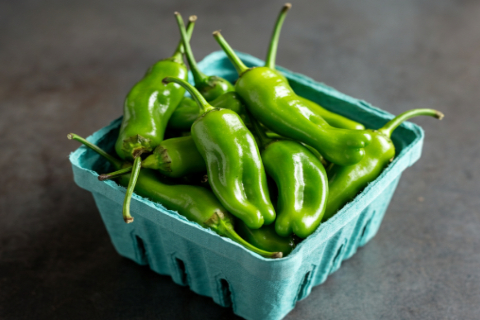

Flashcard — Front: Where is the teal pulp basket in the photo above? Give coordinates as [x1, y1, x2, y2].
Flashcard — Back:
[69, 51, 425, 320]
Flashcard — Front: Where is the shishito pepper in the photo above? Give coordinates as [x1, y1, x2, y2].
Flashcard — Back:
[163, 76, 276, 229]
[114, 17, 197, 223]
[252, 118, 329, 238]
[115, 17, 196, 161]
[213, 31, 371, 166]
[167, 13, 248, 131]
[168, 92, 249, 131]
[68, 133, 282, 259]
[100, 136, 206, 180]
[264, 3, 364, 130]
[175, 12, 234, 101]
[235, 219, 295, 257]
[323, 109, 444, 221]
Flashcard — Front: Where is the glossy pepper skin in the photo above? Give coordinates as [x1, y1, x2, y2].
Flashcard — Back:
[168, 92, 248, 131]
[113, 18, 197, 223]
[163, 77, 276, 229]
[235, 219, 295, 257]
[264, 3, 364, 131]
[213, 32, 371, 166]
[252, 119, 329, 238]
[115, 18, 196, 161]
[68, 133, 282, 259]
[167, 97, 199, 131]
[175, 12, 234, 101]
[323, 109, 444, 221]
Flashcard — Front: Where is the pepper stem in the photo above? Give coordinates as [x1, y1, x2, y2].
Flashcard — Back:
[171, 15, 196, 61]
[212, 31, 249, 75]
[219, 219, 283, 259]
[379, 109, 444, 137]
[163, 77, 214, 113]
[175, 12, 206, 85]
[265, 3, 292, 69]
[122, 156, 142, 224]
[67, 133, 123, 169]
[99, 166, 133, 181]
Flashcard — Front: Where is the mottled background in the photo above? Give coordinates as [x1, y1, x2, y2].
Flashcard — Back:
[1, 0, 479, 319]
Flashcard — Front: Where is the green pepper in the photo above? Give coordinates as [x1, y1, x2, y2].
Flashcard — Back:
[263, 3, 364, 130]
[175, 12, 234, 101]
[323, 109, 444, 221]
[68, 133, 282, 259]
[163, 77, 276, 230]
[115, 17, 196, 161]
[141, 136, 206, 178]
[168, 91, 249, 131]
[166, 97, 199, 131]
[213, 31, 372, 166]
[100, 136, 206, 180]
[252, 118, 329, 238]
[114, 17, 197, 223]
[235, 219, 295, 257]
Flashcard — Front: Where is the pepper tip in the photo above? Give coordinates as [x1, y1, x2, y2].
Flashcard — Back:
[189, 15, 197, 22]
[124, 217, 134, 224]
[98, 174, 108, 181]
[174, 11, 180, 16]
[284, 3, 292, 11]
[272, 252, 283, 259]
[67, 133, 74, 140]
[435, 111, 444, 120]
[212, 30, 221, 36]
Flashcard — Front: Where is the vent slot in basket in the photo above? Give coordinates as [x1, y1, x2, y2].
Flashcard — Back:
[360, 214, 375, 245]
[133, 235, 148, 265]
[295, 271, 312, 303]
[333, 244, 344, 264]
[218, 278, 233, 308]
[175, 258, 188, 286]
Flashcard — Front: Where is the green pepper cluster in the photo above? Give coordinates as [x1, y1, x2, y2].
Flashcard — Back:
[68, 4, 443, 259]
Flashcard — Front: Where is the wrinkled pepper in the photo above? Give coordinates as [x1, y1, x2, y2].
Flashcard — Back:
[235, 219, 295, 257]
[265, 3, 364, 130]
[101, 136, 207, 180]
[168, 91, 249, 131]
[163, 76, 276, 229]
[252, 118, 329, 238]
[114, 17, 196, 223]
[213, 31, 372, 166]
[323, 109, 444, 221]
[68, 133, 282, 258]
[175, 12, 234, 101]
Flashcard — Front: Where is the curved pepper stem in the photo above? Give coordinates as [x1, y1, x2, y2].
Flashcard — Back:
[122, 155, 142, 224]
[265, 3, 292, 69]
[99, 166, 133, 181]
[171, 15, 196, 62]
[212, 31, 249, 75]
[163, 77, 214, 114]
[67, 133, 123, 169]
[175, 12, 207, 86]
[379, 109, 444, 137]
[219, 219, 283, 259]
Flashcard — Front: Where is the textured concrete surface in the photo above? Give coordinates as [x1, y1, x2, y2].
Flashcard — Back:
[1, 0, 479, 319]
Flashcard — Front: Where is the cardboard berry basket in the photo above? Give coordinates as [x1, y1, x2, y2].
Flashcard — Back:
[69, 51, 425, 320]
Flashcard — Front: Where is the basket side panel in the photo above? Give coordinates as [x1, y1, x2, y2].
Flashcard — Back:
[92, 192, 144, 264]
[307, 175, 401, 292]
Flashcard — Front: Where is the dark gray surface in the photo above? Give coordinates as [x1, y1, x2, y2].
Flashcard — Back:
[1, 0, 478, 319]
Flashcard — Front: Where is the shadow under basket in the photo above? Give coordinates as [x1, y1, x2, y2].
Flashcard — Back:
[69, 51, 425, 320]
